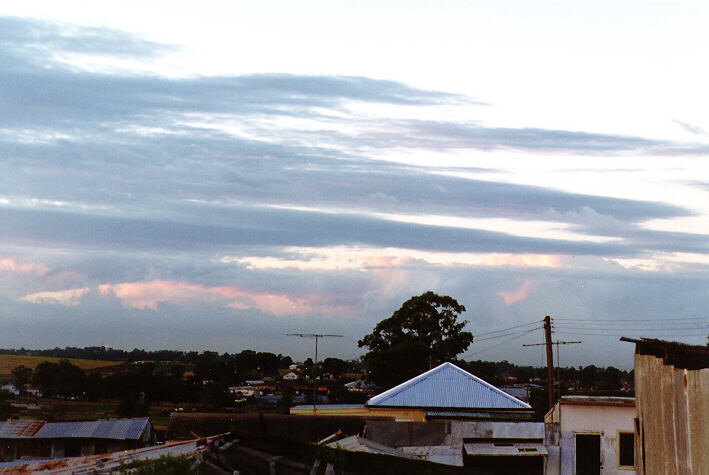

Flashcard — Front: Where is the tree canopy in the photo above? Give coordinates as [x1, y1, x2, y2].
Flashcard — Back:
[358, 291, 473, 387]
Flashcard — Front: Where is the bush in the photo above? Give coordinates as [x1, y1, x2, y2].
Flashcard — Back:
[118, 455, 201, 474]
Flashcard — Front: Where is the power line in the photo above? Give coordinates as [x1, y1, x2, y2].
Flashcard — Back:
[473, 326, 544, 343]
[463, 327, 540, 359]
[554, 330, 707, 337]
[553, 316, 708, 322]
[474, 320, 544, 338]
[554, 325, 708, 332]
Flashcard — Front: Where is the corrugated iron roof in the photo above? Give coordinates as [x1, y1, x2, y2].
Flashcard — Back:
[0, 435, 223, 474]
[0, 420, 45, 438]
[33, 418, 149, 440]
[326, 435, 412, 458]
[367, 362, 531, 410]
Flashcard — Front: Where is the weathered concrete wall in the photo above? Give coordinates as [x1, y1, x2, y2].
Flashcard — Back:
[635, 353, 709, 475]
[400, 444, 463, 466]
[365, 421, 450, 447]
[450, 421, 544, 443]
[545, 403, 635, 475]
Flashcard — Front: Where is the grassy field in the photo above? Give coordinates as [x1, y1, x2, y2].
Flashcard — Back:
[0, 354, 121, 376]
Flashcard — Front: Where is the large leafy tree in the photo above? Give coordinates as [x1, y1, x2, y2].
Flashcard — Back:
[358, 291, 473, 388]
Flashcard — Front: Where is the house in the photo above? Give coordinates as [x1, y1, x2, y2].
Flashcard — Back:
[0, 384, 19, 396]
[292, 362, 534, 421]
[544, 396, 636, 474]
[298, 362, 545, 469]
[282, 371, 299, 381]
[621, 337, 709, 474]
[344, 379, 376, 394]
[0, 418, 155, 462]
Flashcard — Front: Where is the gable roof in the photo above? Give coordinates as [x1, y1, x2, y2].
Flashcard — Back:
[366, 362, 531, 410]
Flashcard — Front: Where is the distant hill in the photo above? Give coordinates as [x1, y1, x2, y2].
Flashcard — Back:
[0, 354, 120, 377]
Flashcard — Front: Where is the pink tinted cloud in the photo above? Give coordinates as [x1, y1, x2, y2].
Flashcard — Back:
[498, 280, 535, 305]
[483, 254, 560, 268]
[0, 256, 48, 275]
[362, 255, 414, 268]
[97, 280, 351, 316]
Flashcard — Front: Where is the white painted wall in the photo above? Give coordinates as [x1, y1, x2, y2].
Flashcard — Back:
[547, 403, 636, 475]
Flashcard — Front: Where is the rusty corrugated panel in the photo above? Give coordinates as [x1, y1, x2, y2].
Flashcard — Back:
[0, 420, 45, 438]
[0, 435, 222, 474]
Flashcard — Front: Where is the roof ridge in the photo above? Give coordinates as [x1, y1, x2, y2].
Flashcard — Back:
[367, 362, 451, 406]
[447, 363, 531, 409]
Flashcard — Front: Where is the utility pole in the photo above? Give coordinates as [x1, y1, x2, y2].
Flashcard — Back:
[543, 316, 554, 410]
[523, 319, 581, 410]
[286, 333, 343, 414]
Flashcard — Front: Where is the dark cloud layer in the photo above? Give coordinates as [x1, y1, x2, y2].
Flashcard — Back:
[1, 16, 708, 366]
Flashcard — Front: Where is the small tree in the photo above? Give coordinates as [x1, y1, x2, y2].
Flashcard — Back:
[358, 291, 473, 387]
[10, 365, 33, 397]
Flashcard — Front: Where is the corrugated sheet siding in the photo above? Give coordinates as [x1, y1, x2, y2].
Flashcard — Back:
[367, 362, 530, 410]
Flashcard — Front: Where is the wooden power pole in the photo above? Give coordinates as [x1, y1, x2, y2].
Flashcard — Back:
[524, 316, 581, 410]
[543, 316, 554, 410]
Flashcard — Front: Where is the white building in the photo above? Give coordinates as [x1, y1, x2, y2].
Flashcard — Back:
[545, 396, 636, 475]
[282, 371, 299, 381]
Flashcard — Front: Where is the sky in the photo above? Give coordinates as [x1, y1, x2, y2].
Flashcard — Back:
[1, 1, 708, 369]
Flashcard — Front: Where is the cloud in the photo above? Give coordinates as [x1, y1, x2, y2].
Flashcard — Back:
[19, 280, 355, 318]
[1, 15, 708, 368]
[498, 280, 536, 305]
[22, 287, 89, 306]
[0, 256, 47, 275]
[673, 120, 706, 136]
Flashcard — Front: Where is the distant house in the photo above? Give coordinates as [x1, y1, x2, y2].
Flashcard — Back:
[282, 371, 299, 381]
[0, 418, 155, 462]
[544, 396, 636, 474]
[621, 337, 709, 474]
[344, 379, 376, 393]
[0, 384, 18, 396]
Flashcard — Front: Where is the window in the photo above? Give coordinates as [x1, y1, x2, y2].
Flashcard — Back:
[618, 431, 635, 468]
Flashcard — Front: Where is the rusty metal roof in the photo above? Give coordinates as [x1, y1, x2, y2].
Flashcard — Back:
[0, 420, 45, 438]
[0, 435, 223, 474]
[367, 362, 531, 410]
[621, 337, 709, 370]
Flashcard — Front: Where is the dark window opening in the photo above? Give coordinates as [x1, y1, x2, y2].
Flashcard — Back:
[576, 434, 601, 475]
[618, 432, 635, 467]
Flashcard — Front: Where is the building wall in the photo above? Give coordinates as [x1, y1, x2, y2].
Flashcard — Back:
[547, 403, 635, 475]
[634, 352, 709, 474]
[290, 405, 426, 420]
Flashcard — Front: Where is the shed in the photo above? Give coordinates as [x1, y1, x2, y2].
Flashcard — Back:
[0, 418, 154, 462]
[621, 337, 709, 474]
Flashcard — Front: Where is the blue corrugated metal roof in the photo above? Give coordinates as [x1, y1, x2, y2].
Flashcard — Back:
[366, 362, 531, 410]
[33, 418, 149, 440]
